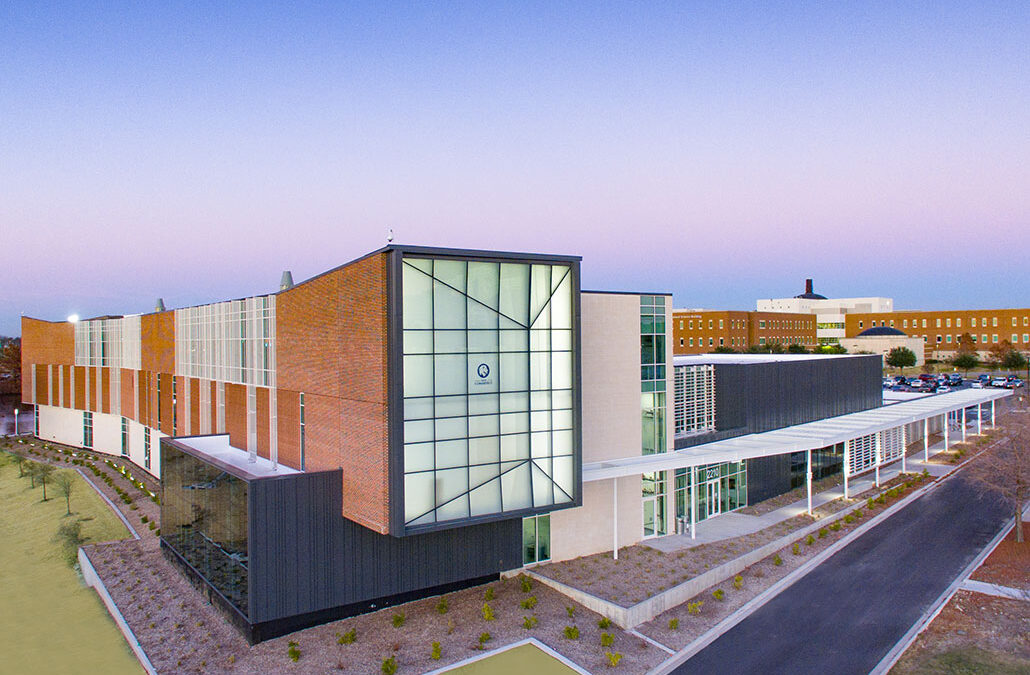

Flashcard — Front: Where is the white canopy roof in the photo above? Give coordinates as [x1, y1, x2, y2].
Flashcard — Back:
[584, 388, 1011, 482]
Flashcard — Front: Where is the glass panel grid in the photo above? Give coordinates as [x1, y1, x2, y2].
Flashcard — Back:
[401, 256, 575, 527]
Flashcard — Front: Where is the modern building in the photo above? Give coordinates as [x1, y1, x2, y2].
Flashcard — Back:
[839, 326, 926, 367]
[671, 309, 816, 354]
[844, 308, 1030, 361]
[757, 279, 893, 346]
[19, 246, 1011, 641]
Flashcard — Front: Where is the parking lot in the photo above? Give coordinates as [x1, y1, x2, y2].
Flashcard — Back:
[884, 372, 1024, 395]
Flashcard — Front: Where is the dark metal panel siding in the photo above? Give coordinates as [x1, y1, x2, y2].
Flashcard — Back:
[248, 470, 521, 624]
[713, 364, 747, 431]
[746, 455, 791, 504]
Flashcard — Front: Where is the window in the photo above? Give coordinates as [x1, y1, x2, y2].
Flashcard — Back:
[522, 514, 550, 565]
[982, 334, 988, 343]
[172, 377, 178, 435]
[121, 417, 129, 456]
[1012, 317, 1018, 327]
[1013, 334, 1019, 344]
[993, 317, 998, 327]
[679, 320, 684, 330]
[144, 427, 151, 470]
[759, 320, 766, 329]
[858, 321, 863, 329]
[34, 406, 39, 436]
[946, 335, 952, 343]
[956, 318, 961, 327]
[946, 318, 951, 327]
[175, 294, 276, 386]
[890, 320, 895, 327]
[298, 391, 304, 469]
[903, 319, 908, 328]
[708, 337, 713, 346]
[935, 318, 941, 328]
[1024, 334, 1029, 344]
[719, 337, 724, 346]
[759, 337, 766, 345]
[689, 321, 694, 329]
[993, 334, 998, 343]
[689, 338, 694, 347]
[679, 338, 684, 347]
[1024, 317, 1028, 326]
[708, 320, 713, 329]
[719, 319, 724, 329]
[83, 412, 93, 448]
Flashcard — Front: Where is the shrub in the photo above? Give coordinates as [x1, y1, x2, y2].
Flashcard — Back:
[843, 514, 854, 524]
[867, 497, 875, 509]
[140, 515, 148, 523]
[597, 616, 612, 629]
[601, 631, 614, 647]
[392, 612, 405, 628]
[520, 576, 532, 593]
[484, 586, 494, 601]
[805, 534, 815, 546]
[522, 615, 538, 629]
[817, 528, 828, 539]
[687, 601, 703, 615]
[875, 494, 885, 505]
[791, 542, 800, 555]
[921, 468, 930, 479]
[605, 652, 623, 667]
[521, 596, 537, 610]
[287, 641, 300, 662]
[482, 603, 495, 621]
[854, 508, 863, 518]
[436, 597, 449, 614]
[668, 618, 679, 630]
[829, 521, 841, 531]
[478, 632, 492, 648]
[430, 641, 441, 660]
[563, 625, 580, 640]
[712, 588, 725, 601]
[732, 575, 743, 590]
[381, 656, 397, 674]
[337, 628, 356, 645]
[566, 605, 576, 619]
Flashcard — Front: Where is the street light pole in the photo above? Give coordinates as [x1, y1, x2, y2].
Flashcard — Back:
[13, 408, 18, 436]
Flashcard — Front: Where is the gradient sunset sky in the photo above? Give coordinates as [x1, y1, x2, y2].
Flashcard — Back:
[3, 2, 1028, 335]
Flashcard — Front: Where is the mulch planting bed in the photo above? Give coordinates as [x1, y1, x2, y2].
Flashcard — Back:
[85, 540, 667, 674]
[535, 472, 929, 607]
[970, 520, 1030, 591]
[890, 590, 1030, 674]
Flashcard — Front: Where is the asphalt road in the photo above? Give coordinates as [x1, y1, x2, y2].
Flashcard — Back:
[674, 474, 1010, 675]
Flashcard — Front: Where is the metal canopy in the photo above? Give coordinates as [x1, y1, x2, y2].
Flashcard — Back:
[584, 388, 1011, 482]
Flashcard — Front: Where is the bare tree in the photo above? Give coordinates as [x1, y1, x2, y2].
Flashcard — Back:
[965, 405, 1030, 542]
[54, 471, 75, 515]
[36, 463, 55, 501]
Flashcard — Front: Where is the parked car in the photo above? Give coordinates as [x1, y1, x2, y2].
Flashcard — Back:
[948, 374, 963, 385]
[1006, 377, 1024, 389]
[978, 374, 992, 383]
[909, 380, 926, 389]
[972, 381, 985, 389]
[936, 385, 951, 393]
[918, 373, 936, 382]
[991, 377, 1008, 387]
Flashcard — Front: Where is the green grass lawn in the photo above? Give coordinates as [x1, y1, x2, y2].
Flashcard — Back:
[442, 642, 585, 674]
[0, 453, 141, 674]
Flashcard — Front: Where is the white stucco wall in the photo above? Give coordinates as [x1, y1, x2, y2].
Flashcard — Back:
[36, 404, 163, 478]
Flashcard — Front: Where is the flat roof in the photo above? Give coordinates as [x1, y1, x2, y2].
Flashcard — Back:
[165, 434, 300, 481]
[584, 388, 1011, 482]
[674, 354, 867, 366]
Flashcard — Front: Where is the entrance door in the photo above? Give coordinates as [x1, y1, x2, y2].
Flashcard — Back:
[706, 479, 721, 519]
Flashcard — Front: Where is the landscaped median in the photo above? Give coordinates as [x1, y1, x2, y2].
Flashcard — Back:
[526, 470, 937, 641]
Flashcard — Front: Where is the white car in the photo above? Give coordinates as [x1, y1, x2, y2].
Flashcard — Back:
[936, 385, 951, 393]
[972, 381, 984, 389]
[991, 378, 1008, 387]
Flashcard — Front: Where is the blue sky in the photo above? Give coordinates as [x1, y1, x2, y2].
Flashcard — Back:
[2, 2, 1028, 334]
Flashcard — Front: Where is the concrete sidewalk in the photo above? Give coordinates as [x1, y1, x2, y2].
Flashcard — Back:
[648, 428, 976, 553]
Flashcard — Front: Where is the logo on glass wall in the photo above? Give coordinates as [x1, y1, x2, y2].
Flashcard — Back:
[477, 363, 490, 378]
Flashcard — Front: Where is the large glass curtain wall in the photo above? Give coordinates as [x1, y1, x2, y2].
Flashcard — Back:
[401, 256, 576, 528]
[790, 443, 844, 488]
[641, 297, 668, 537]
[161, 446, 249, 616]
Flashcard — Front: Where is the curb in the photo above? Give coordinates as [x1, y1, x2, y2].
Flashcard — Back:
[649, 466, 952, 674]
[78, 546, 157, 675]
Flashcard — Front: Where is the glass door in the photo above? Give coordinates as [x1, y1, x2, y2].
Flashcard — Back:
[706, 479, 721, 518]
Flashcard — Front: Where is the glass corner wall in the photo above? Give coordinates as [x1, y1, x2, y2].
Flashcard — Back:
[161, 445, 250, 616]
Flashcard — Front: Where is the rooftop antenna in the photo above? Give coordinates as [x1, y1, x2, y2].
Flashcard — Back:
[387, 228, 394, 243]
[279, 271, 294, 291]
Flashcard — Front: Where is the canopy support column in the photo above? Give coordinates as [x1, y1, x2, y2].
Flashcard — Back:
[875, 432, 882, 487]
[944, 412, 950, 449]
[806, 448, 813, 516]
[962, 407, 967, 442]
[843, 441, 850, 499]
[991, 399, 996, 427]
[690, 465, 697, 540]
[612, 478, 618, 560]
[924, 418, 929, 462]
[978, 403, 982, 435]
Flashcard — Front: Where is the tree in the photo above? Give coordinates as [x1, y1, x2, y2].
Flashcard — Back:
[1002, 349, 1028, 373]
[54, 471, 75, 515]
[7, 449, 28, 478]
[965, 407, 1030, 542]
[951, 351, 979, 375]
[987, 340, 1013, 371]
[0, 339, 20, 392]
[787, 344, 808, 354]
[711, 346, 736, 354]
[53, 520, 86, 565]
[885, 346, 917, 374]
[35, 463, 55, 501]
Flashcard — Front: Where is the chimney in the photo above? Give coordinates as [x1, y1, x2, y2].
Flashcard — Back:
[805, 279, 813, 295]
[154, 298, 166, 312]
[280, 271, 294, 291]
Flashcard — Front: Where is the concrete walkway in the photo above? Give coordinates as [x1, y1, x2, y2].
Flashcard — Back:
[959, 579, 1030, 602]
[648, 429, 974, 553]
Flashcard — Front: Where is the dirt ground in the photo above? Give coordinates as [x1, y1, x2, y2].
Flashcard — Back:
[970, 520, 1030, 591]
[890, 590, 1030, 674]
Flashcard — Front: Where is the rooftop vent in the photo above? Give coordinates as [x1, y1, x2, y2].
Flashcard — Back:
[154, 298, 166, 312]
[280, 271, 294, 291]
